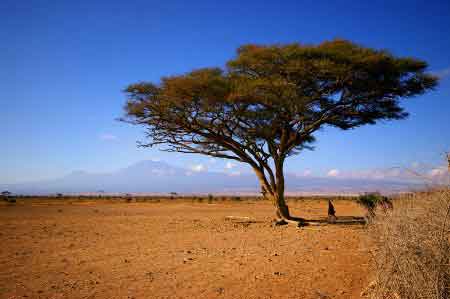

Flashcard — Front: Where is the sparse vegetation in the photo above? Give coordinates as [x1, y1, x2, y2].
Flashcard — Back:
[123, 40, 437, 224]
[365, 188, 450, 299]
[357, 192, 392, 218]
[1, 191, 16, 203]
[1, 191, 11, 197]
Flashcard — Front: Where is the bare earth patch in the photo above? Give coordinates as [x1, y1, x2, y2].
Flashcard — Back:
[0, 199, 371, 299]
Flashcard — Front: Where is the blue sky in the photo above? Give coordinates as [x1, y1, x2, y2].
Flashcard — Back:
[1, 0, 450, 184]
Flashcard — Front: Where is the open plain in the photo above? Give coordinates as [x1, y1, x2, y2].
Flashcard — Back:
[0, 198, 372, 299]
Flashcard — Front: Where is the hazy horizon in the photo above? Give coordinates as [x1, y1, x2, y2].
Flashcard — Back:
[2, 0, 449, 186]
[2, 158, 445, 195]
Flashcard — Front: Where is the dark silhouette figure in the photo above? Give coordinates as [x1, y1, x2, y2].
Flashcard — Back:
[123, 40, 438, 224]
[328, 200, 337, 223]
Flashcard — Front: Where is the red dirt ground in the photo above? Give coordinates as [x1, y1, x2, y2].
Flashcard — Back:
[0, 199, 372, 299]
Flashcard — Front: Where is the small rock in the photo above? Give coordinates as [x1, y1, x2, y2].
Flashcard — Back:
[216, 287, 224, 294]
[315, 290, 330, 299]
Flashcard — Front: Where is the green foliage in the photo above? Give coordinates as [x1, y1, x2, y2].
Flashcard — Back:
[1, 191, 11, 197]
[122, 39, 438, 203]
[123, 40, 437, 159]
[357, 192, 392, 217]
[1, 191, 15, 203]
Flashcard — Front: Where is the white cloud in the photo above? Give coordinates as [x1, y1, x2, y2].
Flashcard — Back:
[303, 169, 312, 176]
[427, 167, 449, 184]
[330, 168, 406, 180]
[429, 167, 447, 177]
[327, 169, 340, 177]
[287, 163, 447, 183]
[225, 162, 236, 170]
[99, 133, 118, 141]
[228, 171, 241, 176]
[320, 165, 448, 183]
[293, 169, 312, 177]
[190, 163, 207, 172]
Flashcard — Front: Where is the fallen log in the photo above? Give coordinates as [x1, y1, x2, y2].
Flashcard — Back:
[301, 216, 367, 226]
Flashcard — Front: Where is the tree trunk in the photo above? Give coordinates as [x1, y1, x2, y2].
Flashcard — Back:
[273, 158, 295, 221]
[253, 162, 365, 226]
[253, 160, 305, 225]
[270, 191, 306, 225]
[273, 193, 291, 220]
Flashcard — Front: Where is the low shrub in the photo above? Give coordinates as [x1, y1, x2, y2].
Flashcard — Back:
[357, 192, 392, 218]
[365, 188, 450, 299]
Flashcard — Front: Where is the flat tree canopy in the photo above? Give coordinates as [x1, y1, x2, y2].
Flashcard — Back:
[123, 39, 438, 225]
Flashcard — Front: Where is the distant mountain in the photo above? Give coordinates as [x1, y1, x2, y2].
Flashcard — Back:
[0, 160, 424, 195]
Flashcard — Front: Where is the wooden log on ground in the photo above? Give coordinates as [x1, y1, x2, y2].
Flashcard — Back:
[301, 216, 367, 226]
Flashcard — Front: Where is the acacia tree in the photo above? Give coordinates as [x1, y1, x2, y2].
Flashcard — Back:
[122, 40, 437, 224]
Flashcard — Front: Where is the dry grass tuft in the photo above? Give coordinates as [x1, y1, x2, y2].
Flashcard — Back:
[365, 188, 450, 299]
